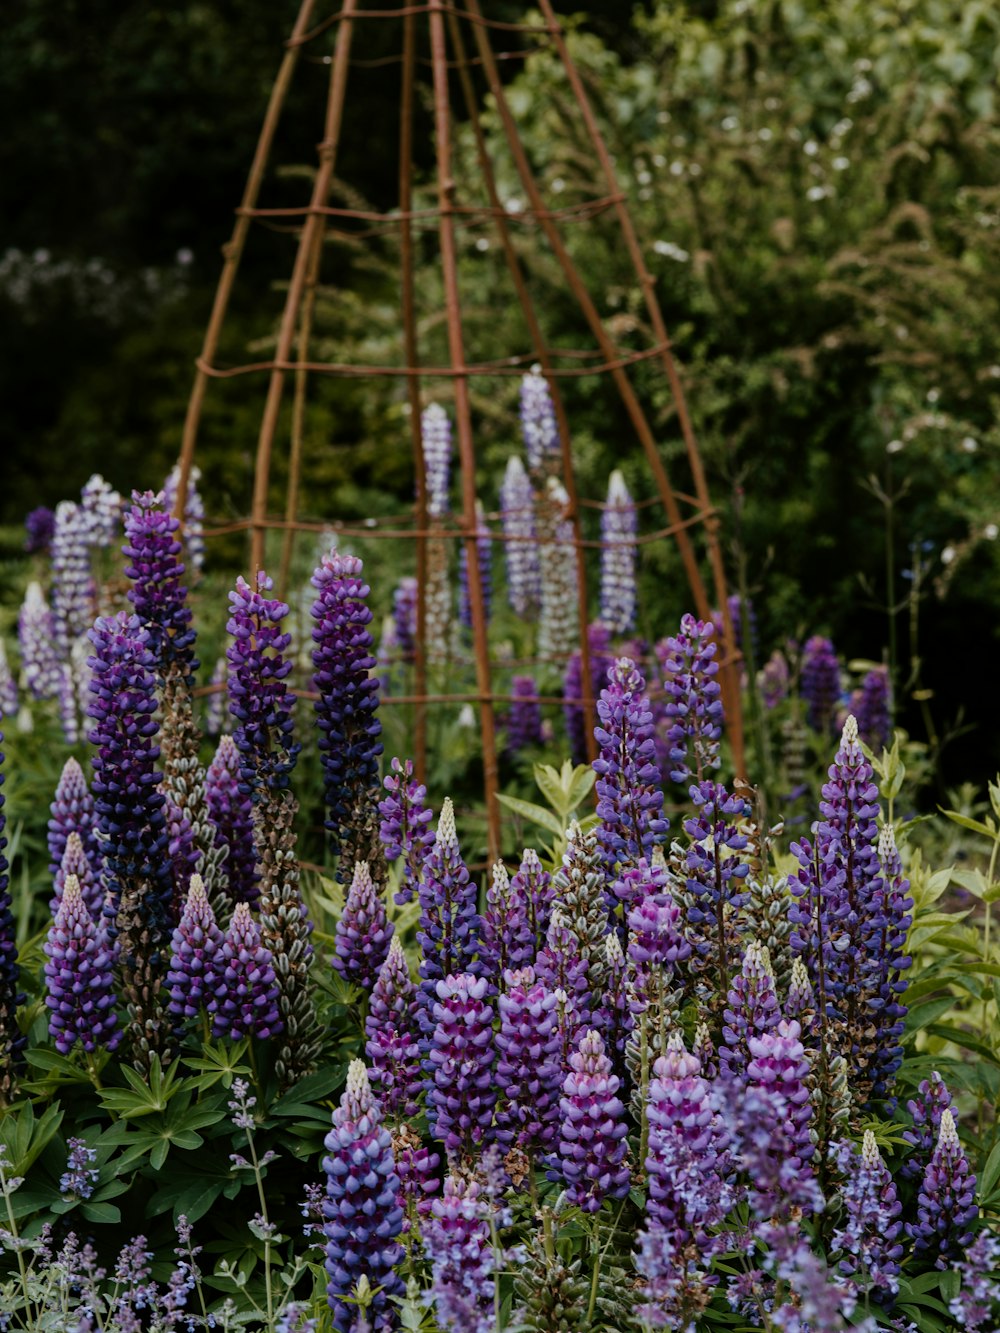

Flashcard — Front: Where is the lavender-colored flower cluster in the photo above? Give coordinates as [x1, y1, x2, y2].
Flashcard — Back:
[600, 470, 637, 635]
[657, 614, 723, 784]
[500, 455, 541, 617]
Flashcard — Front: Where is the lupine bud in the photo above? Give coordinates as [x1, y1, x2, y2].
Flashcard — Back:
[365, 935, 421, 1121]
[425, 973, 496, 1157]
[322, 1060, 403, 1332]
[801, 635, 841, 734]
[480, 861, 534, 988]
[166, 875, 223, 1023]
[907, 1108, 978, 1266]
[424, 1174, 495, 1333]
[563, 622, 613, 767]
[309, 550, 383, 860]
[205, 734, 259, 906]
[600, 470, 638, 635]
[594, 658, 667, 870]
[416, 799, 483, 1027]
[378, 756, 434, 907]
[506, 676, 543, 755]
[657, 614, 723, 784]
[48, 756, 99, 883]
[209, 901, 282, 1041]
[557, 1029, 629, 1212]
[43, 874, 120, 1055]
[495, 966, 562, 1160]
[500, 455, 541, 617]
[333, 861, 392, 992]
[831, 1131, 903, 1299]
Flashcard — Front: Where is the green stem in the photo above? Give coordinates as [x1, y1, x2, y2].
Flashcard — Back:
[0, 1159, 31, 1316]
[585, 1218, 601, 1328]
[639, 1011, 651, 1174]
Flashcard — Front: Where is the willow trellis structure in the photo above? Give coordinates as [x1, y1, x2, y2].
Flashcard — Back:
[172, 0, 745, 863]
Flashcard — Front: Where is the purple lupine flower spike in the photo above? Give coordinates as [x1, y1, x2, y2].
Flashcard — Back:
[480, 861, 534, 988]
[495, 965, 562, 1163]
[123, 490, 198, 682]
[365, 935, 422, 1122]
[393, 1127, 442, 1226]
[0, 643, 17, 720]
[322, 1060, 404, 1332]
[18, 582, 63, 701]
[801, 635, 841, 734]
[422, 403, 452, 518]
[520, 366, 560, 474]
[657, 614, 723, 784]
[51, 500, 95, 656]
[1, 723, 27, 1099]
[24, 505, 55, 554]
[166, 874, 223, 1024]
[79, 474, 122, 548]
[205, 734, 259, 906]
[333, 861, 393, 992]
[416, 798, 483, 1028]
[758, 650, 790, 709]
[862, 823, 913, 1098]
[48, 756, 99, 882]
[907, 1108, 978, 1266]
[54, 832, 102, 920]
[600, 470, 638, 635]
[424, 1174, 495, 1333]
[538, 477, 578, 658]
[392, 577, 418, 660]
[378, 756, 434, 907]
[719, 941, 781, 1082]
[165, 795, 199, 921]
[209, 900, 282, 1041]
[594, 931, 632, 1078]
[60, 1138, 99, 1201]
[425, 973, 496, 1158]
[535, 911, 591, 1021]
[43, 873, 120, 1055]
[831, 1131, 903, 1300]
[851, 665, 891, 751]
[903, 1070, 957, 1177]
[563, 622, 613, 767]
[459, 501, 492, 630]
[227, 573, 300, 798]
[87, 612, 172, 926]
[513, 846, 554, 959]
[500, 455, 541, 618]
[594, 657, 667, 870]
[557, 1028, 630, 1212]
[162, 462, 206, 575]
[683, 780, 751, 994]
[309, 549, 383, 859]
[506, 675, 543, 756]
[745, 1019, 814, 1166]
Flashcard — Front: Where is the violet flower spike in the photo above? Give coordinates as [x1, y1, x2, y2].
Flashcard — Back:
[322, 1060, 403, 1332]
[51, 500, 95, 655]
[333, 860, 393, 993]
[18, 582, 62, 701]
[54, 831, 102, 920]
[801, 635, 841, 735]
[563, 621, 613, 767]
[425, 972, 496, 1157]
[165, 874, 223, 1024]
[0, 725, 27, 1094]
[378, 756, 434, 907]
[600, 469, 638, 635]
[423, 1174, 495, 1333]
[422, 403, 452, 518]
[500, 454, 541, 617]
[480, 860, 535, 988]
[43, 873, 120, 1055]
[209, 900, 282, 1041]
[719, 940, 781, 1082]
[593, 657, 668, 870]
[459, 500, 492, 630]
[505, 675, 544, 755]
[204, 734, 259, 906]
[537, 477, 579, 658]
[495, 965, 562, 1162]
[657, 613, 723, 785]
[0, 643, 17, 720]
[415, 798, 483, 1027]
[830, 1131, 903, 1300]
[906, 1108, 978, 1267]
[309, 549, 383, 859]
[557, 1028, 630, 1212]
[364, 935, 422, 1122]
[48, 756, 99, 884]
[161, 462, 206, 575]
[519, 365, 560, 473]
[512, 846, 554, 958]
[123, 490, 197, 681]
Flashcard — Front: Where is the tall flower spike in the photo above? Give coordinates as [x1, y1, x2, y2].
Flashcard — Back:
[552, 822, 612, 985]
[310, 550, 383, 863]
[500, 455, 541, 618]
[745, 1019, 814, 1167]
[123, 490, 197, 682]
[719, 940, 781, 1082]
[907, 1108, 978, 1266]
[378, 756, 434, 907]
[520, 366, 560, 474]
[322, 1060, 404, 1332]
[459, 500, 492, 630]
[161, 462, 206, 576]
[852, 665, 891, 751]
[204, 734, 259, 906]
[416, 798, 483, 1027]
[391, 576, 418, 660]
[535, 911, 591, 1020]
[0, 723, 26, 1103]
[480, 861, 534, 989]
[903, 1070, 957, 1176]
[537, 478, 579, 658]
[79, 474, 122, 548]
[365, 935, 422, 1122]
[18, 582, 63, 701]
[48, 757, 98, 883]
[563, 622, 613, 767]
[165, 874, 223, 1024]
[495, 965, 562, 1163]
[801, 635, 841, 735]
[0, 642, 17, 719]
[506, 675, 543, 756]
[333, 861, 393, 992]
[54, 832, 102, 920]
[422, 402, 453, 518]
[831, 1131, 903, 1301]
[557, 1028, 630, 1213]
[594, 658, 667, 871]
[209, 901, 282, 1041]
[51, 500, 95, 656]
[425, 973, 496, 1158]
[860, 823, 913, 1099]
[513, 846, 554, 958]
[227, 573, 317, 1085]
[43, 873, 120, 1055]
[594, 931, 633, 1079]
[600, 470, 638, 635]
[657, 614, 723, 784]
[424, 1174, 495, 1333]
[24, 505, 55, 554]
[683, 781, 752, 1002]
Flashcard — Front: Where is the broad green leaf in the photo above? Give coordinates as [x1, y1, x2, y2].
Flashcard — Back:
[565, 764, 596, 810]
[904, 997, 955, 1033]
[927, 1024, 999, 1063]
[496, 793, 565, 837]
[939, 808, 995, 839]
[81, 1201, 121, 1225]
[533, 762, 572, 817]
[979, 1141, 1000, 1199]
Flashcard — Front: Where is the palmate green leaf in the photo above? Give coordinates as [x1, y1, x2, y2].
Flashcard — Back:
[181, 1038, 251, 1091]
[939, 808, 996, 839]
[0, 1100, 63, 1176]
[496, 793, 565, 837]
